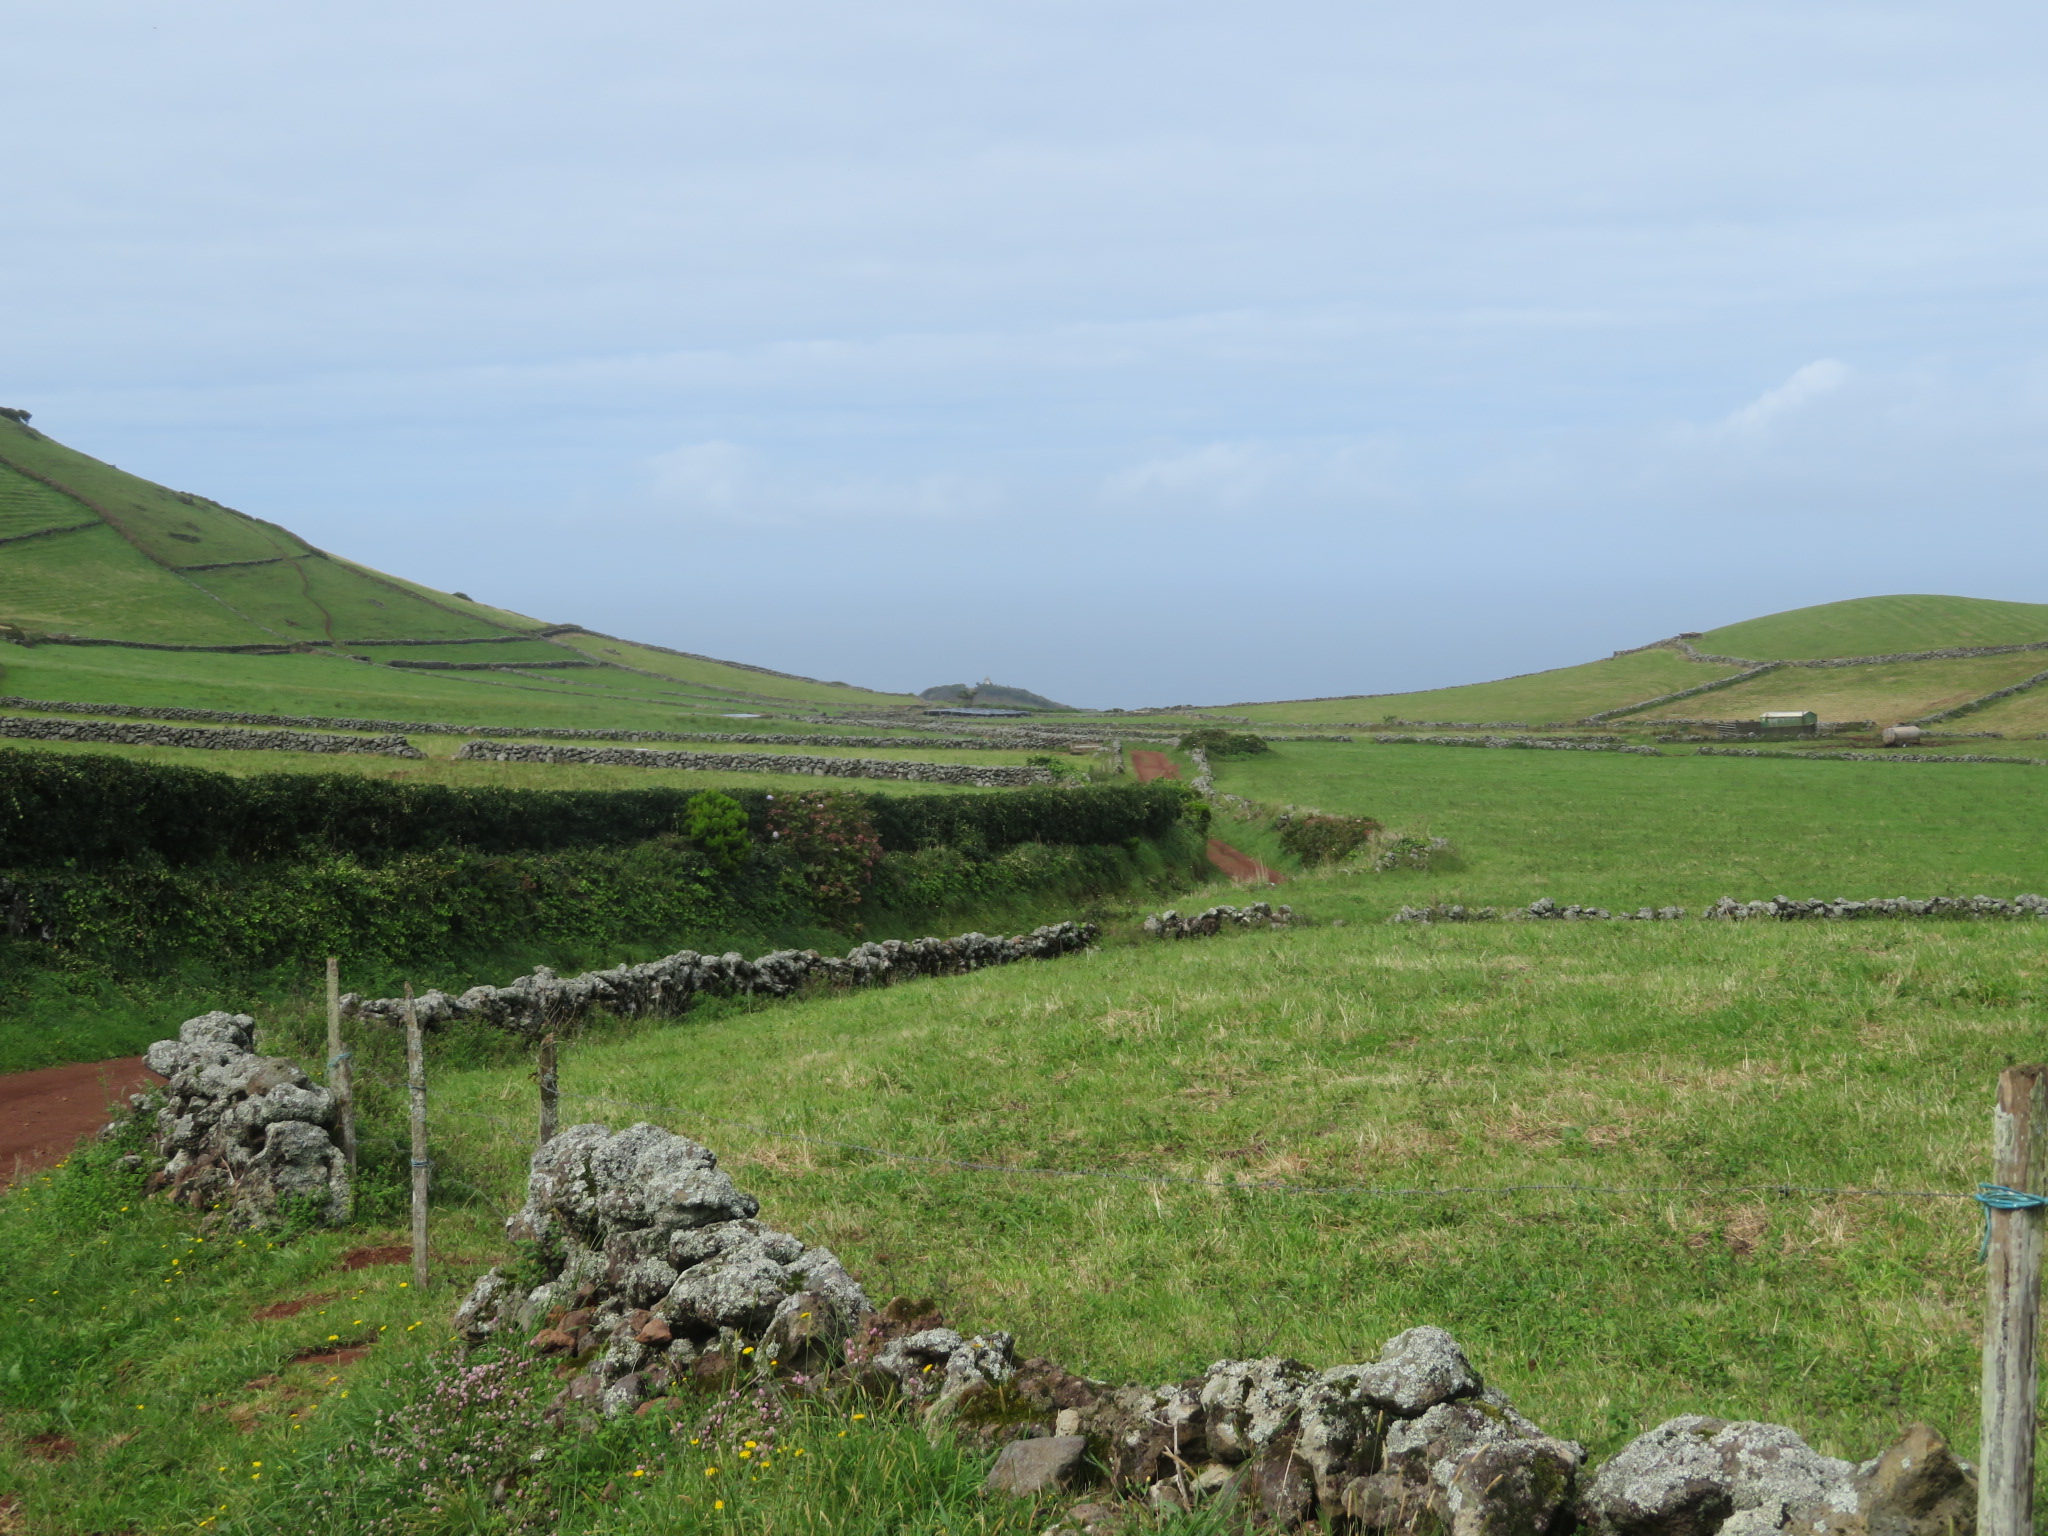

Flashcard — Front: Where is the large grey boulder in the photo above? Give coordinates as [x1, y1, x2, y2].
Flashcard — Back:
[1581, 1417, 1861, 1536]
[1580, 1417, 1976, 1536]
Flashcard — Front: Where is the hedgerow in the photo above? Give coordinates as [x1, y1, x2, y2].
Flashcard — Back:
[0, 748, 1185, 867]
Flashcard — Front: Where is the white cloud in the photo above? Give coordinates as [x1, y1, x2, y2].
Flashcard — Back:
[1719, 359, 1851, 434]
[1099, 442, 1287, 509]
[647, 441, 996, 525]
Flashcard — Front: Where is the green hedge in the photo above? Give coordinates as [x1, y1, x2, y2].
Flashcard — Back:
[0, 748, 1189, 868]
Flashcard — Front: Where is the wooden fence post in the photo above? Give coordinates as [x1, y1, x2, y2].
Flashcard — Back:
[537, 1032, 559, 1148]
[1981, 1064, 2048, 1536]
[404, 983, 429, 1293]
[325, 956, 356, 1170]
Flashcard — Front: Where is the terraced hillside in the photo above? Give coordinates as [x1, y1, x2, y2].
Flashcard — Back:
[1225, 594, 2048, 730]
[0, 416, 919, 725]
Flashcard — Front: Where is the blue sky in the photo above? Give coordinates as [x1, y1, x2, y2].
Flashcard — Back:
[7, 2, 2047, 707]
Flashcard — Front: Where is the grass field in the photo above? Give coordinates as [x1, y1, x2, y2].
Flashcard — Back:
[1696, 594, 2048, 661]
[1623, 652, 2048, 726]
[1198, 739, 2048, 908]
[1222, 649, 1742, 726]
[0, 645, 911, 735]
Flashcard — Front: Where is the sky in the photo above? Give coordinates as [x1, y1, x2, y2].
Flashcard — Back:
[6, 2, 2048, 708]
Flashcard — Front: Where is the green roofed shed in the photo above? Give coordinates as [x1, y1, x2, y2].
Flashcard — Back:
[1759, 710, 1818, 735]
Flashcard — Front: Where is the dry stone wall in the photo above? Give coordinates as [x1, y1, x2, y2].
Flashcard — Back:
[0, 715, 424, 758]
[341, 920, 1099, 1038]
[0, 694, 1066, 749]
[452, 739, 1058, 786]
[131, 1011, 352, 1229]
[454, 1121, 1974, 1536]
[1394, 894, 2048, 924]
[1141, 902, 1294, 938]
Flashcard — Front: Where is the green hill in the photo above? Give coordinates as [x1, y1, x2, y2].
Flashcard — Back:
[0, 416, 919, 723]
[1221, 594, 2048, 727]
[1694, 594, 2048, 660]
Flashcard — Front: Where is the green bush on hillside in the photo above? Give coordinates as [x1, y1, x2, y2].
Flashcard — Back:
[1274, 809, 1384, 865]
[1178, 727, 1270, 757]
[682, 790, 750, 875]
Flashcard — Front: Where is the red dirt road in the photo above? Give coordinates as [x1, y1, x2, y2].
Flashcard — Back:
[1126, 749, 1281, 885]
[1129, 749, 1179, 782]
[1, 1056, 160, 1183]
[1207, 838, 1283, 886]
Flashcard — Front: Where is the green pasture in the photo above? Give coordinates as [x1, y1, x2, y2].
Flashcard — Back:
[1698, 594, 2048, 662]
[1224, 648, 1739, 726]
[1644, 652, 2048, 727]
[1200, 739, 2048, 909]
[0, 645, 871, 733]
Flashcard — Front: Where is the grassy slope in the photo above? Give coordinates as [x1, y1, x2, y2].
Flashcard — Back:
[1625, 652, 2048, 726]
[0, 642, 914, 736]
[1224, 649, 1741, 725]
[1697, 594, 2048, 660]
[0, 417, 922, 713]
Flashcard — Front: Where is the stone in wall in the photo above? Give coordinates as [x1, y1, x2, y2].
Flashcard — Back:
[134, 1012, 351, 1228]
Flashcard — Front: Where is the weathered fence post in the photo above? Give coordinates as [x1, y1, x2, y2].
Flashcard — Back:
[324, 956, 356, 1169]
[1981, 1064, 2048, 1536]
[404, 983, 429, 1293]
[536, 1032, 559, 1148]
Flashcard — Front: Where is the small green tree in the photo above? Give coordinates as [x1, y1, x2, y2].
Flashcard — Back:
[683, 791, 751, 876]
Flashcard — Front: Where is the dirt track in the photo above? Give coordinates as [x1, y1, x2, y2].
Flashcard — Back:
[1, 1057, 160, 1183]
[1205, 838, 1283, 886]
[1129, 749, 1179, 782]
[1126, 749, 1281, 885]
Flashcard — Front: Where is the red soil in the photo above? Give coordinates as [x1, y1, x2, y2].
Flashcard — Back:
[1206, 838, 1283, 886]
[340, 1245, 414, 1271]
[0, 1056, 160, 1184]
[1129, 750, 1179, 782]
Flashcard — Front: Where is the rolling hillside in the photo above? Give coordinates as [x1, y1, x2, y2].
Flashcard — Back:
[1225, 595, 2048, 729]
[0, 416, 920, 725]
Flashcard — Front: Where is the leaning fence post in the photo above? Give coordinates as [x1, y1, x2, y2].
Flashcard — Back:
[536, 1032, 559, 1148]
[404, 983, 429, 1293]
[325, 956, 356, 1170]
[1981, 1064, 2048, 1536]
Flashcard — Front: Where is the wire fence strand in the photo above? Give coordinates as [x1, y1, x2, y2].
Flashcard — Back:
[552, 1089, 1973, 1204]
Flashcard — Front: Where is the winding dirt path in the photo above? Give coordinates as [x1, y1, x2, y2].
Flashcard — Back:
[1127, 749, 1282, 885]
[1, 1057, 160, 1184]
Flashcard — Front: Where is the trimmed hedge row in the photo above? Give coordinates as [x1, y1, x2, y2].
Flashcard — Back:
[0, 747, 1192, 868]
